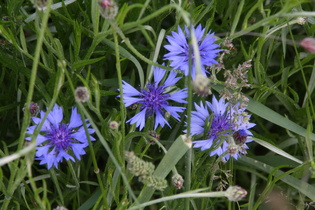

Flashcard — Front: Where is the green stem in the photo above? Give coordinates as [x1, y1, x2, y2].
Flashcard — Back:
[110, 19, 126, 147]
[64, 68, 108, 207]
[67, 161, 81, 204]
[49, 168, 64, 205]
[130, 190, 226, 210]
[17, 0, 53, 150]
[78, 103, 139, 205]
[184, 25, 194, 210]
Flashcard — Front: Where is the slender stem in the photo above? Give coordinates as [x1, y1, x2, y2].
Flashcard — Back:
[4, 2, 56, 208]
[64, 67, 108, 207]
[78, 103, 138, 205]
[18, 0, 53, 150]
[129, 191, 226, 210]
[184, 25, 194, 210]
[49, 168, 64, 205]
[67, 161, 81, 204]
[110, 19, 126, 146]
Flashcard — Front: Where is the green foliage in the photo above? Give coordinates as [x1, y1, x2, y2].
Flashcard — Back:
[1, 0, 315, 209]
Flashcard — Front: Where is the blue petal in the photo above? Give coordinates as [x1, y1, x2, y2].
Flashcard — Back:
[127, 108, 147, 131]
[122, 81, 141, 96]
[71, 143, 86, 160]
[123, 96, 142, 107]
[207, 96, 228, 116]
[36, 134, 48, 145]
[47, 104, 63, 128]
[154, 110, 170, 130]
[36, 145, 50, 157]
[168, 89, 188, 103]
[163, 71, 182, 87]
[163, 105, 185, 121]
[68, 107, 83, 129]
[154, 66, 166, 85]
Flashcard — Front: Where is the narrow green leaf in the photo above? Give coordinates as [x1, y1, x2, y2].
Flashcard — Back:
[102, 38, 144, 87]
[72, 56, 106, 70]
[136, 135, 192, 204]
[91, 0, 100, 34]
[254, 137, 302, 164]
[238, 156, 315, 201]
[247, 96, 315, 141]
[19, 25, 28, 53]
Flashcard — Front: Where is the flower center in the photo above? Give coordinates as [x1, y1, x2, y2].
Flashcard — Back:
[208, 115, 231, 139]
[141, 83, 169, 116]
[47, 123, 74, 152]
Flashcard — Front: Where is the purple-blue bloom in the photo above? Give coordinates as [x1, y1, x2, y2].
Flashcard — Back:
[164, 24, 221, 79]
[26, 104, 95, 169]
[189, 96, 255, 161]
[122, 66, 188, 131]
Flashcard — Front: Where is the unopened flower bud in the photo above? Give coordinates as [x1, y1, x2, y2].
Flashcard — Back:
[124, 151, 155, 177]
[141, 175, 167, 191]
[32, 0, 48, 10]
[109, 121, 119, 130]
[53, 206, 68, 210]
[99, 0, 118, 19]
[172, 174, 184, 189]
[129, 103, 138, 110]
[225, 186, 247, 201]
[23, 102, 40, 117]
[75, 86, 90, 102]
[300, 38, 315, 54]
[192, 74, 211, 97]
[297, 17, 307, 25]
[228, 144, 239, 156]
[233, 129, 247, 145]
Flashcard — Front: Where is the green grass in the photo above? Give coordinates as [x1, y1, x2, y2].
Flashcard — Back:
[1, 0, 315, 209]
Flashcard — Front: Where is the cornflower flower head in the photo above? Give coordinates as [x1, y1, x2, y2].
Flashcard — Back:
[26, 104, 95, 169]
[189, 96, 255, 161]
[121, 66, 188, 131]
[164, 24, 221, 79]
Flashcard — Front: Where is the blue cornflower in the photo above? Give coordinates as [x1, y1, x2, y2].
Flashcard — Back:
[164, 24, 221, 78]
[26, 104, 95, 169]
[122, 66, 188, 130]
[189, 96, 255, 161]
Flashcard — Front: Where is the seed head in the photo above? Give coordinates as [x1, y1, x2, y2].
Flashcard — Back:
[140, 175, 168, 191]
[124, 151, 155, 177]
[75, 86, 90, 102]
[192, 74, 211, 97]
[109, 121, 119, 130]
